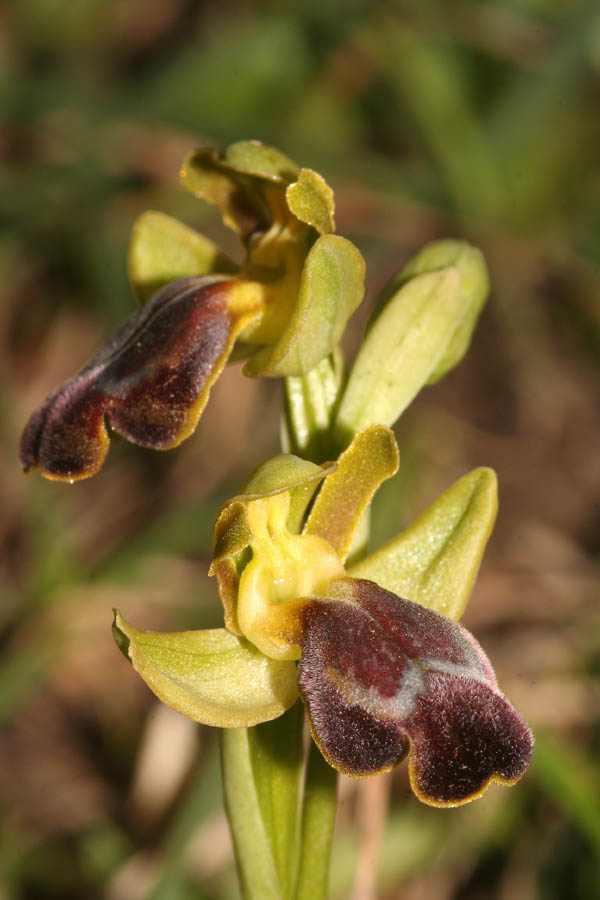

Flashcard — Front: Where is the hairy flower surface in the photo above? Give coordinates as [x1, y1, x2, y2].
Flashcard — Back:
[113, 427, 533, 807]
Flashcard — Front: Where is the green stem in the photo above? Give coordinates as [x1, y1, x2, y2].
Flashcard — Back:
[281, 359, 345, 899]
[222, 359, 349, 899]
[221, 728, 282, 900]
[295, 739, 338, 900]
[221, 703, 305, 900]
[282, 351, 345, 463]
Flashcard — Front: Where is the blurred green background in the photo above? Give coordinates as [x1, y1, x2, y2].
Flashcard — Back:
[2, 0, 600, 898]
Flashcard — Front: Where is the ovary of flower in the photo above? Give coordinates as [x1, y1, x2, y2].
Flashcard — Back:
[237, 492, 345, 660]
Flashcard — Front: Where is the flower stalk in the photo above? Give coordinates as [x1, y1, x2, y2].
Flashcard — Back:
[219, 359, 349, 900]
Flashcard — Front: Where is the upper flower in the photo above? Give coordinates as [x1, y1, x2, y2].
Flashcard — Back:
[19, 140, 365, 481]
[113, 426, 533, 807]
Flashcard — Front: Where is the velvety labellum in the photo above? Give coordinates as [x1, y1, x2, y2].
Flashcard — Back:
[297, 578, 533, 806]
[20, 276, 254, 481]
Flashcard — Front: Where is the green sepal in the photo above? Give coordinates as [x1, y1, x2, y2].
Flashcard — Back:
[286, 169, 335, 235]
[348, 467, 498, 620]
[380, 239, 490, 385]
[210, 455, 334, 633]
[112, 611, 298, 727]
[334, 267, 462, 438]
[224, 140, 299, 182]
[244, 235, 365, 377]
[305, 425, 399, 561]
[128, 210, 237, 304]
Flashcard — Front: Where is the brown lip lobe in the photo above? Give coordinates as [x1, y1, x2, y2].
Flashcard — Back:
[20, 276, 237, 481]
[298, 579, 533, 805]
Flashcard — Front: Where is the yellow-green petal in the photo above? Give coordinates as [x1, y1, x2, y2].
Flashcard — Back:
[245, 234, 365, 377]
[180, 141, 300, 239]
[348, 467, 498, 620]
[305, 425, 399, 561]
[286, 168, 335, 235]
[113, 611, 298, 727]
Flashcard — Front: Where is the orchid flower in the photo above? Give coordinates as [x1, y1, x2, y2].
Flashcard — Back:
[113, 426, 533, 807]
[19, 141, 364, 481]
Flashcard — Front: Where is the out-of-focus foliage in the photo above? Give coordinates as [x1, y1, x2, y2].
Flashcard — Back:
[2, 1, 600, 898]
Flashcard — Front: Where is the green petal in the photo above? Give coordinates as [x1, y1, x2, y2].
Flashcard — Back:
[245, 235, 365, 377]
[305, 425, 399, 561]
[128, 211, 237, 304]
[334, 267, 462, 438]
[113, 611, 298, 727]
[286, 168, 335, 235]
[389, 239, 490, 384]
[348, 467, 498, 620]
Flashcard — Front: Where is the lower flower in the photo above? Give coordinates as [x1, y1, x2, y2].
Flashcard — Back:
[113, 426, 533, 808]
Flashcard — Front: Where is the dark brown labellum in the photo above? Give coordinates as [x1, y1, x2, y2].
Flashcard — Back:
[20, 277, 240, 481]
[298, 578, 533, 805]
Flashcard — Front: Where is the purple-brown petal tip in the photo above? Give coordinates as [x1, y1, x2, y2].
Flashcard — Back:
[297, 578, 533, 806]
[20, 276, 249, 481]
[407, 672, 533, 806]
